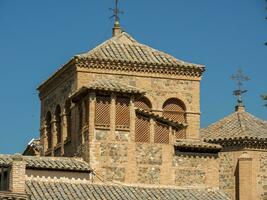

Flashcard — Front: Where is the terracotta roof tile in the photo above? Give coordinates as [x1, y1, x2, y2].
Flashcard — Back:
[201, 108, 267, 141]
[25, 180, 230, 200]
[0, 155, 91, 172]
[175, 139, 222, 151]
[135, 108, 187, 129]
[85, 79, 145, 94]
[76, 32, 204, 70]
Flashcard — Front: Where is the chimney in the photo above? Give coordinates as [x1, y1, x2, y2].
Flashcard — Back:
[237, 152, 252, 200]
[9, 154, 26, 194]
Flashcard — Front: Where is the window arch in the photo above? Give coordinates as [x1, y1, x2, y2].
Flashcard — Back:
[162, 98, 186, 123]
[135, 97, 152, 111]
[45, 111, 52, 150]
[55, 105, 62, 144]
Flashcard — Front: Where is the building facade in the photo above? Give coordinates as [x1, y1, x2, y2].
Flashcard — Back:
[0, 22, 266, 200]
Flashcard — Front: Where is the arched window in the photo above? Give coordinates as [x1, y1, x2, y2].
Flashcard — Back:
[162, 98, 186, 123]
[55, 105, 62, 144]
[45, 112, 52, 149]
[162, 98, 186, 139]
[135, 97, 152, 111]
[65, 101, 72, 139]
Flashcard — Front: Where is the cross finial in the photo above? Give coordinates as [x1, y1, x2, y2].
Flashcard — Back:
[231, 69, 250, 107]
[110, 0, 123, 23]
[110, 0, 124, 36]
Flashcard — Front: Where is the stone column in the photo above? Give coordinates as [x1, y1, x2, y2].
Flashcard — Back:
[110, 93, 116, 140]
[169, 126, 174, 145]
[238, 152, 252, 200]
[40, 123, 47, 156]
[185, 112, 200, 139]
[88, 92, 96, 142]
[70, 103, 77, 154]
[51, 115, 57, 156]
[9, 154, 26, 194]
[150, 118, 155, 143]
[129, 95, 136, 142]
[60, 110, 68, 156]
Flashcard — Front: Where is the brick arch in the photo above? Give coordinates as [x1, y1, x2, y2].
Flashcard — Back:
[135, 96, 152, 111]
[162, 98, 186, 123]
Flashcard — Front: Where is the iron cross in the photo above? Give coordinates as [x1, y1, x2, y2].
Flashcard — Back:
[231, 69, 250, 105]
[110, 0, 124, 23]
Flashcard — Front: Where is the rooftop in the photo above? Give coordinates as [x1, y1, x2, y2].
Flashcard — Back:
[25, 179, 229, 200]
[75, 31, 204, 75]
[201, 106, 267, 142]
[0, 154, 91, 172]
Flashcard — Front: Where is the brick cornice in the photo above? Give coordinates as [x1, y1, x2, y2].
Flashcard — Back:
[75, 57, 205, 78]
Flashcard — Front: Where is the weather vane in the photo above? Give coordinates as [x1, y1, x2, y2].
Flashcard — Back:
[231, 69, 250, 106]
[110, 0, 124, 23]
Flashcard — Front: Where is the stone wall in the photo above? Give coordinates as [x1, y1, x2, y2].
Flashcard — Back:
[219, 152, 235, 200]
[219, 150, 267, 200]
[89, 127, 219, 187]
[173, 153, 219, 187]
[258, 153, 267, 200]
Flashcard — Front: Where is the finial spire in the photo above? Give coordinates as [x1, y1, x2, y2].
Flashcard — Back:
[231, 69, 250, 111]
[110, 0, 124, 36]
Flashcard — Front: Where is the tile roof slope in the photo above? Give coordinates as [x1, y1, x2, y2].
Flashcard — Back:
[135, 108, 187, 128]
[76, 31, 204, 69]
[26, 180, 230, 200]
[175, 139, 222, 150]
[85, 79, 145, 94]
[201, 109, 267, 141]
[0, 154, 90, 172]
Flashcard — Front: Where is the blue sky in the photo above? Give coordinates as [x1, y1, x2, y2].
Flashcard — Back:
[0, 0, 266, 154]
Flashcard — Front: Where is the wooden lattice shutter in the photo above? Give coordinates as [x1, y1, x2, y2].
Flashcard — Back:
[162, 98, 186, 123]
[116, 97, 130, 128]
[135, 115, 150, 143]
[95, 96, 111, 127]
[175, 128, 186, 139]
[154, 122, 169, 144]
